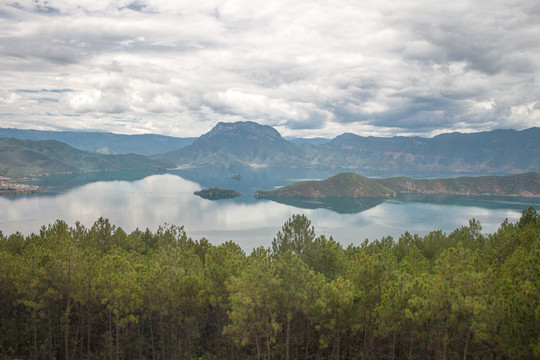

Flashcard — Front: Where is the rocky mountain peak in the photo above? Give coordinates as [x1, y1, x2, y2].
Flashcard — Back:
[198, 121, 282, 143]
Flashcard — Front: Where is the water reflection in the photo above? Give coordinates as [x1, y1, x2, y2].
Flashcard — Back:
[25, 170, 162, 194]
[1, 171, 538, 250]
[260, 197, 385, 214]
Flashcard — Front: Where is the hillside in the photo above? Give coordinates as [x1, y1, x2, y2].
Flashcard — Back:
[254, 172, 540, 199]
[0, 128, 195, 155]
[379, 172, 540, 197]
[255, 172, 396, 199]
[0, 138, 170, 179]
[160, 121, 309, 167]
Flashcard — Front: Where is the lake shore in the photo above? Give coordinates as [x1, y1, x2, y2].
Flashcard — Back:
[0, 180, 47, 195]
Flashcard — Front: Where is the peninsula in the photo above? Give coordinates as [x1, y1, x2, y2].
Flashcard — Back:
[0, 179, 46, 195]
[254, 172, 540, 199]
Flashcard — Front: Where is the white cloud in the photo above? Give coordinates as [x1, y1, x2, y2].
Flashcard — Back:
[0, 91, 21, 104]
[66, 90, 103, 112]
[0, 0, 539, 138]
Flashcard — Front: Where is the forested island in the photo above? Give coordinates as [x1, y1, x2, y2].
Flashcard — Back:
[0, 209, 538, 360]
[255, 172, 540, 199]
[194, 187, 242, 200]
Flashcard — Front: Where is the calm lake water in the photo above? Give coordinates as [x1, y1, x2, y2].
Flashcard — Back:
[1, 168, 539, 250]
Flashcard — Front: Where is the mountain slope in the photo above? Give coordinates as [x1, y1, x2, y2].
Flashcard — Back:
[160, 121, 309, 167]
[254, 172, 540, 199]
[0, 128, 195, 155]
[0, 138, 170, 179]
[379, 172, 540, 197]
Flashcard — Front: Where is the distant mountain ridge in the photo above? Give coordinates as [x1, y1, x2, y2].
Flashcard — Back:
[0, 128, 195, 155]
[286, 137, 331, 145]
[315, 128, 540, 173]
[0, 138, 169, 179]
[161, 122, 540, 174]
[3, 122, 539, 175]
[254, 172, 540, 199]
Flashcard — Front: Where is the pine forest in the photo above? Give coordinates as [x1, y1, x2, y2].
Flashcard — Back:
[0, 209, 539, 360]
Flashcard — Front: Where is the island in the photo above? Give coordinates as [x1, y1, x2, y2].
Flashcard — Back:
[254, 172, 540, 199]
[194, 187, 242, 200]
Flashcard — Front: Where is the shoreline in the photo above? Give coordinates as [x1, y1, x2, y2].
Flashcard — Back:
[0, 180, 47, 195]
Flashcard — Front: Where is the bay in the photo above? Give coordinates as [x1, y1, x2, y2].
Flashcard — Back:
[1, 168, 538, 250]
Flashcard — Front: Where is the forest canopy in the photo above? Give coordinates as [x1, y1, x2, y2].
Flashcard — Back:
[0, 208, 539, 360]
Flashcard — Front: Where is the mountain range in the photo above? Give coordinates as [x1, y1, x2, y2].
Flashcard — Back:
[316, 128, 540, 174]
[2, 121, 539, 176]
[160, 121, 540, 174]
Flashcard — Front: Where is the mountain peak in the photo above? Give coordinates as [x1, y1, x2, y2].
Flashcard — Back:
[199, 121, 282, 142]
[163, 121, 305, 167]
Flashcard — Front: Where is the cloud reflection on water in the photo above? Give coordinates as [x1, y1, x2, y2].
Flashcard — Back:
[0, 174, 535, 250]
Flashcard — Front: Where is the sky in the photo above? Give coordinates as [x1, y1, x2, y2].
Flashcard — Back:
[0, 0, 539, 139]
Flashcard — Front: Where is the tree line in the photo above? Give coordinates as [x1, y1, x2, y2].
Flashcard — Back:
[0, 208, 538, 360]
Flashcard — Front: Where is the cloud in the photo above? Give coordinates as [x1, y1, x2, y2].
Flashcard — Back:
[0, 0, 538, 138]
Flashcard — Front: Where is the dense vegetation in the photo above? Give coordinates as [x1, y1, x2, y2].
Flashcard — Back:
[254, 172, 540, 199]
[0, 209, 538, 360]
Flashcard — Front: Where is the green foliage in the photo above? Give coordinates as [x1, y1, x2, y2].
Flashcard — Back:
[0, 210, 539, 359]
[272, 214, 315, 256]
[517, 206, 539, 229]
[303, 235, 347, 280]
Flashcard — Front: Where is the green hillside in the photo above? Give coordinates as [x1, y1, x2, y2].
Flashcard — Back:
[255, 172, 396, 198]
[255, 172, 540, 199]
[0, 138, 170, 179]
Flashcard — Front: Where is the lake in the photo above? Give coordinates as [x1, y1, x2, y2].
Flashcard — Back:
[1, 168, 538, 250]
